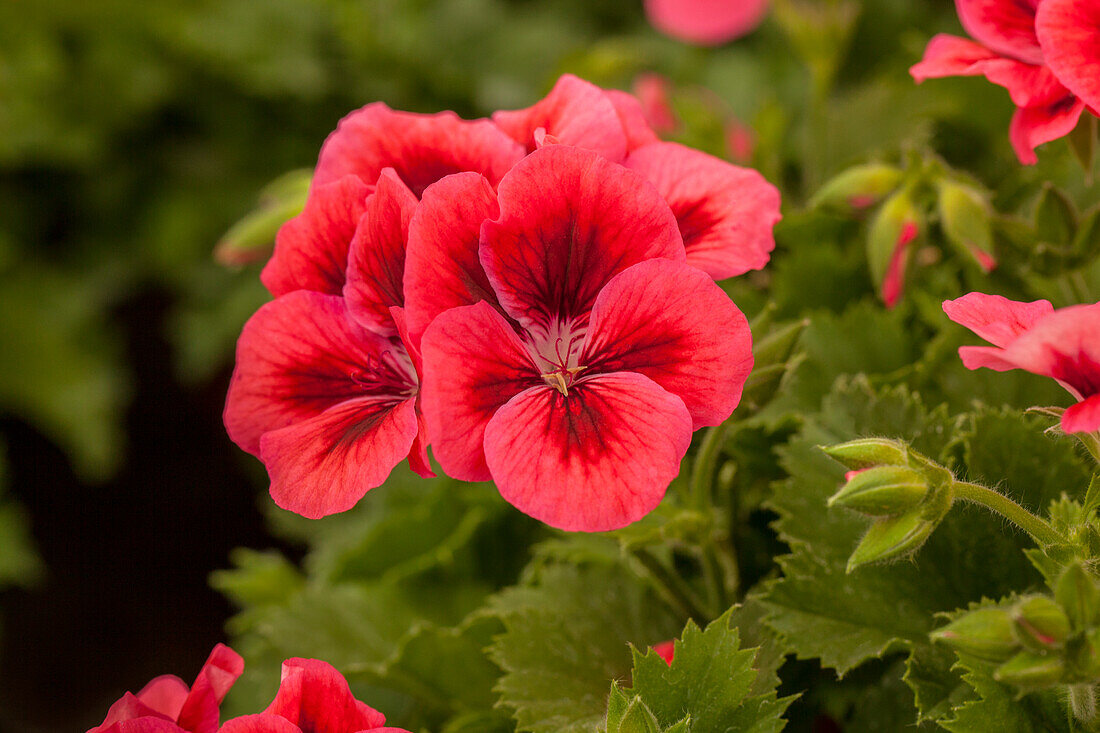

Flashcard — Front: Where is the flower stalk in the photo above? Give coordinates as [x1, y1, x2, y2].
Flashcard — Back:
[953, 481, 1066, 547]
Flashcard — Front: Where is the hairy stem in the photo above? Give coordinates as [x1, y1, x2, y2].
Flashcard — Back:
[953, 481, 1066, 546]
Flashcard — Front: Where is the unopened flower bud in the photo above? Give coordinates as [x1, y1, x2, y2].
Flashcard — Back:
[828, 465, 929, 516]
[1057, 563, 1100, 630]
[1035, 183, 1077, 247]
[994, 650, 1066, 689]
[215, 169, 312, 267]
[937, 180, 996, 272]
[821, 438, 908, 471]
[930, 607, 1019, 662]
[1012, 596, 1071, 652]
[846, 508, 935, 572]
[811, 163, 904, 212]
[867, 187, 923, 308]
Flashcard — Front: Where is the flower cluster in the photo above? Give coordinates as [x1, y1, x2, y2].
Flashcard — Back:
[87, 646, 409, 733]
[224, 74, 779, 532]
[911, 0, 1100, 164]
[643, 0, 769, 46]
[944, 292, 1100, 433]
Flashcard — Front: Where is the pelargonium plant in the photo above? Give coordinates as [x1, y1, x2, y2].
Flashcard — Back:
[86, 2, 1100, 731]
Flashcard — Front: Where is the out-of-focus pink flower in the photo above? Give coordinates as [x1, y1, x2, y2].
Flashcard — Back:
[632, 73, 678, 135]
[943, 293, 1100, 433]
[725, 116, 755, 164]
[418, 145, 753, 531]
[644, 0, 769, 45]
[910, 0, 1094, 164]
[88, 645, 243, 733]
[653, 640, 677, 665]
[1036, 0, 1100, 113]
[219, 659, 410, 733]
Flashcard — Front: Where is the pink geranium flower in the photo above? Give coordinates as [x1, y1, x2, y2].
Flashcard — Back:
[644, 0, 769, 45]
[219, 659, 410, 733]
[88, 644, 243, 733]
[493, 75, 780, 280]
[1036, 0, 1100, 114]
[416, 145, 753, 531]
[943, 292, 1100, 433]
[910, 0, 1093, 164]
[224, 171, 431, 519]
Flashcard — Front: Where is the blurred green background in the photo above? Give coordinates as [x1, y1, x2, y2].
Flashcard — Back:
[3, 0, 1087, 729]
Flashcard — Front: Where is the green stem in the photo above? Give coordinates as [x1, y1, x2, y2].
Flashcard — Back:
[631, 548, 709, 623]
[700, 543, 727, 616]
[953, 481, 1066, 546]
[690, 422, 730, 511]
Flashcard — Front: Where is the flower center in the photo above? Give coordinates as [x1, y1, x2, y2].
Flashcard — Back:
[527, 320, 587, 397]
[349, 346, 418, 399]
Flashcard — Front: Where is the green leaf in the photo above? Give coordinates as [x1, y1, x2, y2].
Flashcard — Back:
[761, 378, 1054, 723]
[622, 610, 794, 733]
[939, 655, 1071, 732]
[1083, 474, 1100, 519]
[489, 563, 681, 733]
[606, 685, 663, 733]
[1034, 184, 1077, 247]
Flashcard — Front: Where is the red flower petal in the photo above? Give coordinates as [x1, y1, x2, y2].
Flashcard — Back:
[261, 395, 418, 518]
[625, 141, 780, 279]
[262, 177, 372, 298]
[997, 303, 1100, 398]
[910, 34, 1004, 81]
[314, 103, 524, 196]
[604, 89, 662, 151]
[483, 372, 692, 531]
[175, 644, 245, 733]
[403, 172, 502, 347]
[266, 659, 387, 732]
[1037, 0, 1100, 112]
[95, 694, 174, 731]
[910, 35, 1057, 107]
[134, 677, 190, 721]
[644, 0, 769, 45]
[491, 74, 629, 161]
[218, 714, 302, 733]
[581, 260, 753, 429]
[1009, 93, 1086, 164]
[1062, 394, 1100, 434]
[653, 640, 676, 665]
[93, 721, 189, 733]
[632, 74, 677, 135]
[225, 292, 415, 456]
[420, 302, 537, 482]
[480, 145, 684, 332]
[344, 169, 418, 337]
[175, 644, 244, 733]
[955, 0, 1043, 65]
[942, 292, 1054, 347]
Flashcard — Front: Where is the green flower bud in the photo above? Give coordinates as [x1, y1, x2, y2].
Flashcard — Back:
[867, 186, 923, 308]
[810, 163, 904, 212]
[1035, 183, 1077, 247]
[828, 465, 929, 516]
[846, 508, 935, 572]
[1057, 563, 1100, 630]
[1013, 596, 1071, 652]
[930, 607, 1020, 662]
[821, 438, 909, 471]
[936, 180, 996, 272]
[215, 168, 311, 267]
[994, 650, 1066, 689]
